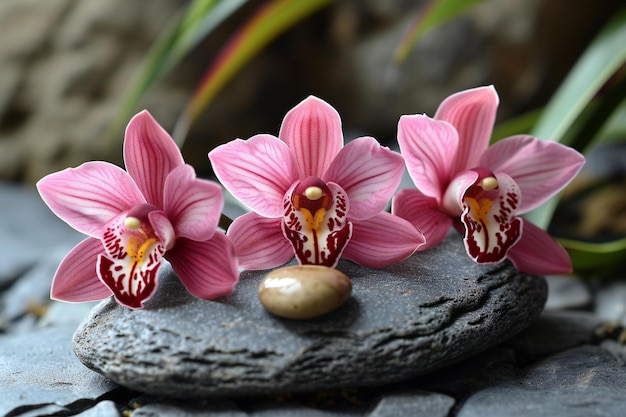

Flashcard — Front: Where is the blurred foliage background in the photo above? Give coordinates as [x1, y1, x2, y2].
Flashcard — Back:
[0, 0, 624, 277]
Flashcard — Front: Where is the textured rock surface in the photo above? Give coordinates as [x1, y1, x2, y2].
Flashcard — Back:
[73, 236, 546, 398]
[0, 324, 117, 416]
[455, 345, 626, 417]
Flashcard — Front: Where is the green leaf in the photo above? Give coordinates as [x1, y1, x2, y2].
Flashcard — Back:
[560, 237, 626, 278]
[107, 0, 249, 141]
[394, 0, 486, 63]
[173, 0, 335, 142]
[526, 9, 626, 229]
[531, 9, 626, 145]
[564, 72, 626, 152]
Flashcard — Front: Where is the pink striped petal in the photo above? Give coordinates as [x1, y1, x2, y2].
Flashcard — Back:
[37, 162, 145, 238]
[166, 233, 239, 300]
[480, 135, 586, 213]
[506, 220, 573, 275]
[148, 210, 177, 250]
[163, 164, 222, 241]
[441, 170, 479, 216]
[435, 86, 498, 173]
[397, 115, 459, 202]
[278, 96, 343, 178]
[124, 110, 185, 207]
[209, 135, 298, 217]
[227, 212, 294, 270]
[392, 188, 453, 251]
[324, 137, 405, 220]
[342, 212, 425, 268]
[50, 238, 112, 302]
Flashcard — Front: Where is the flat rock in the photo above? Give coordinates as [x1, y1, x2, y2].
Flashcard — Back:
[0, 182, 82, 287]
[545, 275, 591, 311]
[73, 236, 546, 398]
[455, 345, 626, 417]
[0, 324, 117, 417]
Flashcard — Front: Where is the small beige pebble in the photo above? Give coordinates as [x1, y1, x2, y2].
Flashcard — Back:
[258, 265, 352, 319]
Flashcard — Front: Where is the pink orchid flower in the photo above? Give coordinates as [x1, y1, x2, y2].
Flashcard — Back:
[37, 110, 239, 309]
[209, 96, 425, 270]
[392, 86, 585, 275]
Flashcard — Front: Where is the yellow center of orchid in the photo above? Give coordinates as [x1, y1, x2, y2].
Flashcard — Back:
[464, 197, 492, 227]
[123, 215, 157, 264]
[292, 179, 332, 233]
[126, 235, 157, 264]
[480, 176, 498, 191]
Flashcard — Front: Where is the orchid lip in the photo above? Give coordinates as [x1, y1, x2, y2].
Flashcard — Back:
[461, 172, 522, 264]
[283, 180, 351, 267]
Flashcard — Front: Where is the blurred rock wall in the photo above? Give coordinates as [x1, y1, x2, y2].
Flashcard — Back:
[0, 0, 622, 184]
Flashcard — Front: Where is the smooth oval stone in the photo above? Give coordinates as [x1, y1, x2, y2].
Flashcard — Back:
[73, 235, 547, 398]
[259, 265, 352, 319]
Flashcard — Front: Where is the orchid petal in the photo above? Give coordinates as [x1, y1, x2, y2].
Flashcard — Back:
[124, 110, 185, 207]
[37, 161, 145, 238]
[209, 135, 298, 217]
[148, 210, 177, 250]
[480, 135, 586, 213]
[397, 115, 459, 202]
[324, 137, 405, 220]
[442, 170, 479, 216]
[279, 96, 343, 178]
[461, 172, 522, 264]
[282, 182, 351, 268]
[166, 233, 239, 300]
[163, 164, 222, 241]
[435, 86, 498, 173]
[50, 238, 112, 302]
[392, 188, 453, 251]
[342, 212, 425, 268]
[227, 212, 294, 270]
[506, 220, 573, 275]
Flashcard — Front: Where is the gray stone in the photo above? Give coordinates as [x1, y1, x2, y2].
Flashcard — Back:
[73, 236, 546, 398]
[545, 275, 591, 311]
[0, 182, 82, 287]
[595, 282, 626, 325]
[76, 400, 122, 417]
[504, 311, 606, 363]
[0, 245, 71, 321]
[40, 299, 101, 328]
[0, 324, 118, 417]
[10, 404, 70, 417]
[130, 400, 245, 417]
[368, 390, 455, 417]
[456, 345, 626, 417]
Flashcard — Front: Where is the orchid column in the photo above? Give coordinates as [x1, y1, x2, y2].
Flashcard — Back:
[210, 96, 425, 270]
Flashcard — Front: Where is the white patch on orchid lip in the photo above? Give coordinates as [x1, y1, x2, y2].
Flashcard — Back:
[480, 177, 498, 191]
[262, 277, 302, 295]
[124, 216, 141, 230]
[305, 186, 323, 200]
